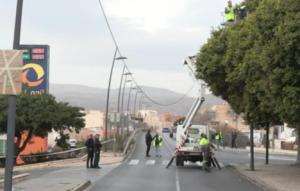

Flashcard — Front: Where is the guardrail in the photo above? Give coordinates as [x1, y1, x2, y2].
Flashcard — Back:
[122, 129, 141, 156]
[0, 139, 115, 164]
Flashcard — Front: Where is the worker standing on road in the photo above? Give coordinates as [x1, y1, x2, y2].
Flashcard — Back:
[215, 131, 223, 150]
[199, 133, 215, 169]
[231, 130, 238, 149]
[145, 130, 153, 157]
[93, 134, 102, 169]
[153, 133, 163, 157]
[85, 134, 94, 168]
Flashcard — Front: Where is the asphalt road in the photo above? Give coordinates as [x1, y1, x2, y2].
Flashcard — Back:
[216, 149, 296, 167]
[87, 132, 265, 191]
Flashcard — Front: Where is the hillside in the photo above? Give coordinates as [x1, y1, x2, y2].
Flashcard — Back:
[50, 84, 225, 115]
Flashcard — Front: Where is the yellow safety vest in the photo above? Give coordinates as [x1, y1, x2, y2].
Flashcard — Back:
[225, 7, 235, 21]
[215, 132, 222, 140]
[153, 136, 162, 146]
[199, 138, 210, 146]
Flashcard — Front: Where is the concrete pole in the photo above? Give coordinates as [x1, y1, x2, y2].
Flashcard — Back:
[126, 85, 134, 134]
[120, 77, 129, 138]
[4, 1, 23, 190]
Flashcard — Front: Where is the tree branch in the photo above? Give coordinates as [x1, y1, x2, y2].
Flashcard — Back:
[17, 128, 34, 155]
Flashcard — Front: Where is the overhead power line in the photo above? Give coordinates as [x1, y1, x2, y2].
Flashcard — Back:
[97, 0, 193, 107]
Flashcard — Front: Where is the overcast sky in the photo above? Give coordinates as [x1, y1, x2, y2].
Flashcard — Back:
[0, 0, 243, 97]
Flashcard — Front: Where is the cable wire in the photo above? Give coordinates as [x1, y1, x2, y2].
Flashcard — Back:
[97, 0, 193, 106]
[130, 73, 196, 106]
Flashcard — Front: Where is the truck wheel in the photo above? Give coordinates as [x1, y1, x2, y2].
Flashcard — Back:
[176, 156, 184, 166]
[176, 156, 181, 166]
[180, 160, 184, 166]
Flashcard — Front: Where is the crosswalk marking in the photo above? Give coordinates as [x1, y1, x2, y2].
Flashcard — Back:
[218, 162, 224, 168]
[128, 159, 139, 165]
[127, 159, 224, 168]
[146, 160, 155, 165]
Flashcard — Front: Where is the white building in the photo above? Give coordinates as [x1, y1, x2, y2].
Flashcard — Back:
[139, 110, 163, 130]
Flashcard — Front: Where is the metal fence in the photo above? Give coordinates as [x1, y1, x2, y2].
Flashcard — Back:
[0, 140, 5, 157]
[0, 139, 115, 165]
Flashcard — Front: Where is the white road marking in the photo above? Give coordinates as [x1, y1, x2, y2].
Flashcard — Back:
[128, 159, 139, 165]
[146, 160, 155, 165]
[219, 162, 224, 168]
[176, 169, 181, 191]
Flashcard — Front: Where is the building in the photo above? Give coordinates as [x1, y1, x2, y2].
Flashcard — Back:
[210, 103, 248, 132]
[139, 110, 163, 131]
[67, 110, 108, 141]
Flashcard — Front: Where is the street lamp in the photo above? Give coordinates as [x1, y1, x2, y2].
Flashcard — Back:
[116, 67, 131, 136]
[127, 86, 136, 114]
[104, 47, 127, 141]
[133, 89, 142, 116]
[139, 94, 144, 111]
[117, 70, 131, 113]
[120, 79, 132, 138]
[125, 84, 136, 134]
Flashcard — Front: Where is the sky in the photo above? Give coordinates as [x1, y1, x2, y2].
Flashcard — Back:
[0, 0, 243, 97]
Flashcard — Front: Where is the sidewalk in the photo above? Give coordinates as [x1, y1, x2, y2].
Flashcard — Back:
[234, 164, 300, 191]
[223, 146, 297, 156]
[1, 152, 123, 191]
[0, 152, 123, 177]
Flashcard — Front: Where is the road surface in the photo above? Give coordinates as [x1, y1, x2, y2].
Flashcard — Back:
[87, 132, 265, 191]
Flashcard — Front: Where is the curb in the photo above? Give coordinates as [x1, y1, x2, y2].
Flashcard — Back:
[68, 180, 91, 191]
[122, 132, 138, 163]
[0, 173, 30, 187]
[228, 164, 278, 191]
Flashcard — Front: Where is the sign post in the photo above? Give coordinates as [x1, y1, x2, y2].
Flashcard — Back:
[19, 45, 50, 94]
[3, 1, 24, 191]
[0, 50, 23, 191]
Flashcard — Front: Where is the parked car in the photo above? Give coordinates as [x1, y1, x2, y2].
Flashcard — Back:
[162, 128, 170, 133]
[68, 139, 77, 148]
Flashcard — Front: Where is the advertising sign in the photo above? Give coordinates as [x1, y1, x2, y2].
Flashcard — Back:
[19, 45, 49, 94]
[0, 49, 23, 95]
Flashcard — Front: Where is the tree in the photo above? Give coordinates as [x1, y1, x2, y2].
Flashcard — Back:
[55, 132, 71, 150]
[0, 94, 85, 156]
[196, 0, 300, 163]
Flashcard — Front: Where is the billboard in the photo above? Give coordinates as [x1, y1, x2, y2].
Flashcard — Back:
[0, 49, 23, 95]
[19, 45, 49, 94]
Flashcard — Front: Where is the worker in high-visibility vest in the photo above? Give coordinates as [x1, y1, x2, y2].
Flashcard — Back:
[225, 0, 235, 22]
[199, 133, 211, 167]
[199, 133, 210, 146]
[215, 131, 223, 150]
[153, 133, 163, 157]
